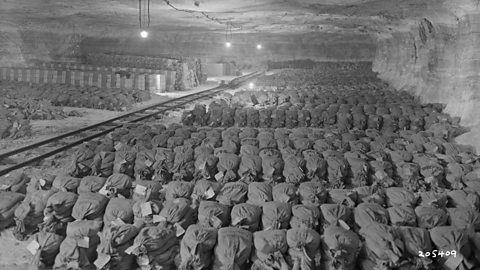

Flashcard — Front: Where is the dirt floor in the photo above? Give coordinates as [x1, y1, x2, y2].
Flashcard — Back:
[0, 78, 252, 270]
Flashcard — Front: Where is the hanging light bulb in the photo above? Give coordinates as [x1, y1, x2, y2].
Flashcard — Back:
[249, 82, 255, 89]
[225, 23, 233, 48]
[138, 0, 151, 39]
[256, 44, 262, 50]
[140, 30, 149, 38]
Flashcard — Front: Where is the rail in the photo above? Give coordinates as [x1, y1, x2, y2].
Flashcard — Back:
[0, 70, 264, 176]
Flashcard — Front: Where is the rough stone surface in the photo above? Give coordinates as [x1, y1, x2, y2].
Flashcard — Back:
[0, 0, 439, 65]
[372, 1, 480, 151]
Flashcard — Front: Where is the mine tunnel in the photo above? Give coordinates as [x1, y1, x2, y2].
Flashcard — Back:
[0, 0, 480, 269]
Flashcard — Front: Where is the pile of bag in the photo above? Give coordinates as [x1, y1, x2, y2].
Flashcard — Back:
[1, 64, 480, 270]
[0, 80, 151, 111]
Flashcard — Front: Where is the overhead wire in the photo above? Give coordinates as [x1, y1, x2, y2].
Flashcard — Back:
[162, 0, 243, 30]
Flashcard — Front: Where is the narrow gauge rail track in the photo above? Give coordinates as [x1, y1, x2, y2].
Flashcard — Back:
[0, 71, 264, 176]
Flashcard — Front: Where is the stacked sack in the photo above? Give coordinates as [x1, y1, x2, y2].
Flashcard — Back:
[1, 65, 480, 270]
[0, 80, 151, 112]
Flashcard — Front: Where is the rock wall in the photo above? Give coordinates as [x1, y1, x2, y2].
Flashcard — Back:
[0, 29, 26, 67]
[80, 32, 376, 66]
[372, 2, 480, 151]
[0, 26, 83, 67]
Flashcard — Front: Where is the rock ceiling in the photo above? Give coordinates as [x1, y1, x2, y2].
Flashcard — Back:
[0, 0, 452, 42]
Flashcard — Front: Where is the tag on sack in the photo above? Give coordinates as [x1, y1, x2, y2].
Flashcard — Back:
[39, 179, 46, 187]
[111, 218, 126, 226]
[125, 244, 140, 255]
[210, 216, 223, 228]
[77, 236, 90, 248]
[215, 172, 224, 181]
[204, 187, 215, 199]
[198, 161, 207, 171]
[145, 160, 153, 167]
[134, 185, 147, 196]
[338, 220, 350, 230]
[175, 223, 186, 237]
[232, 217, 243, 226]
[153, 215, 167, 223]
[0, 184, 9, 190]
[94, 254, 111, 269]
[141, 202, 153, 216]
[26, 240, 40, 255]
[114, 143, 123, 151]
[444, 253, 463, 270]
[99, 186, 109, 196]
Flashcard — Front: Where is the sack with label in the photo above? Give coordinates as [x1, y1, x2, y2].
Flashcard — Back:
[197, 201, 230, 229]
[230, 203, 262, 232]
[78, 176, 106, 194]
[251, 230, 288, 270]
[95, 223, 140, 270]
[286, 227, 321, 270]
[179, 225, 218, 270]
[28, 231, 65, 270]
[320, 204, 353, 230]
[157, 198, 196, 234]
[322, 226, 360, 270]
[128, 226, 179, 270]
[103, 197, 134, 226]
[216, 153, 241, 184]
[262, 201, 292, 230]
[71, 192, 109, 221]
[238, 154, 262, 183]
[247, 182, 273, 206]
[13, 189, 55, 240]
[53, 220, 102, 270]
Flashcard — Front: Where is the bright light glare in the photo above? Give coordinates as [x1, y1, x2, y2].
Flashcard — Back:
[225, 42, 232, 48]
[249, 82, 255, 89]
[140, 30, 149, 38]
[257, 44, 262, 50]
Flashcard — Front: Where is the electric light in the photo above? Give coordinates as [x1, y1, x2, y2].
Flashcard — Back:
[249, 82, 255, 89]
[225, 42, 232, 48]
[257, 44, 262, 50]
[140, 30, 149, 38]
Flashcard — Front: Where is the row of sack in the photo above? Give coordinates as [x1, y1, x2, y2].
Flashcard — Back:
[24, 219, 480, 270]
[254, 65, 380, 87]
[9, 178, 480, 270]
[60, 124, 480, 193]
[181, 103, 464, 135]
[4, 173, 480, 236]
[0, 80, 151, 112]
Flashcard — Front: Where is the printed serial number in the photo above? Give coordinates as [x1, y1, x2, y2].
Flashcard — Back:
[418, 250, 457, 258]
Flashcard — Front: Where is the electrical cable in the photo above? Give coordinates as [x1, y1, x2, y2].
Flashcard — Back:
[162, 0, 243, 30]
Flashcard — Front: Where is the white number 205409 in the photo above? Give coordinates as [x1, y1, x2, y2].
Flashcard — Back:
[418, 250, 457, 258]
